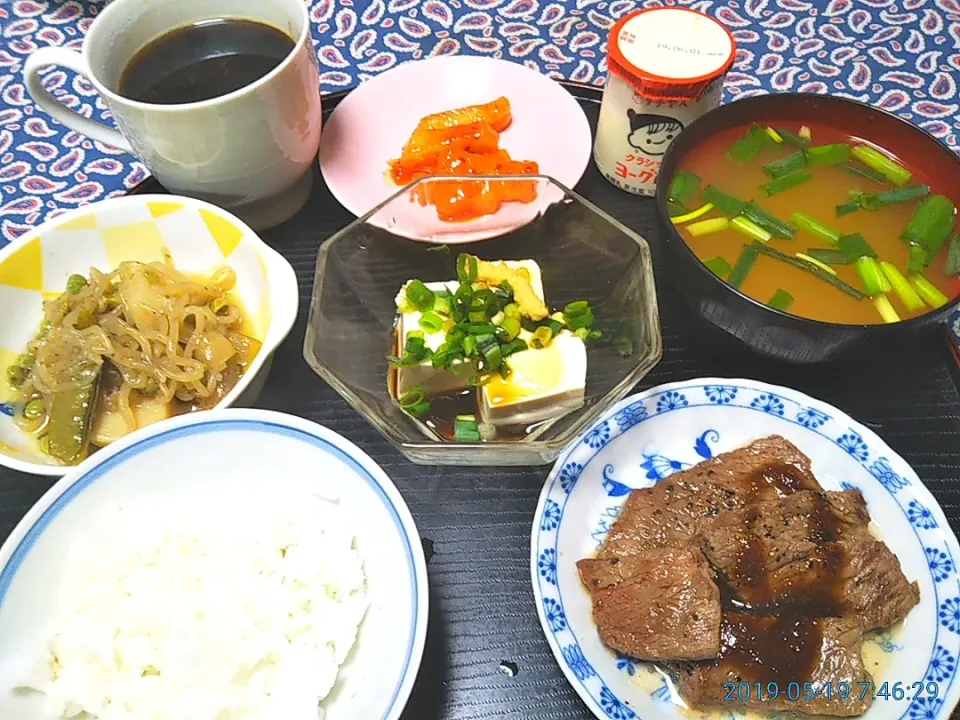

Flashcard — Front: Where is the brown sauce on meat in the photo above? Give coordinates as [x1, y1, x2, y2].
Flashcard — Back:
[757, 462, 810, 495]
[719, 468, 850, 684]
[743, 461, 812, 499]
[718, 614, 823, 685]
[589, 443, 915, 712]
[730, 487, 847, 615]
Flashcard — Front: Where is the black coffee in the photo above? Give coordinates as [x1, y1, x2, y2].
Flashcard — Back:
[118, 18, 295, 105]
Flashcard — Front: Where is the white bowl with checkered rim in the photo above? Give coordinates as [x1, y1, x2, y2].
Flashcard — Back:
[531, 377, 960, 720]
[0, 194, 298, 476]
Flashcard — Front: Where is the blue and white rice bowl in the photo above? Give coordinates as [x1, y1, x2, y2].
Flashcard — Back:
[0, 409, 428, 720]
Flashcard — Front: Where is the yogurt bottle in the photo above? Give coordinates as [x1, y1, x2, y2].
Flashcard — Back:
[594, 8, 736, 196]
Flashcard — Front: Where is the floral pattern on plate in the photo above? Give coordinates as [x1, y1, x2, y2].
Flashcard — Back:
[531, 377, 960, 719]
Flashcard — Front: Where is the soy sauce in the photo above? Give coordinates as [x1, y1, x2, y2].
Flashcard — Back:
[118, 18, 295, 105]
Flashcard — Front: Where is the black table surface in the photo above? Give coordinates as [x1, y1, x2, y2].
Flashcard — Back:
[3, 84, 960, 720]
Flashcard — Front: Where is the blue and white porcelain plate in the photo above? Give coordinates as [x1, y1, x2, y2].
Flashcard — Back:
[531, 378, 960, 720]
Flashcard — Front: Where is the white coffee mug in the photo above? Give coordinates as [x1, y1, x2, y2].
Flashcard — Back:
[24, 0, 322, 230]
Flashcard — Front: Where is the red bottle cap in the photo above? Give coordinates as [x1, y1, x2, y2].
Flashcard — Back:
[606, 8, 737, 102]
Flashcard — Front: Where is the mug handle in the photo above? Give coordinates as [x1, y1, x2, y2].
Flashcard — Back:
[24, 47, 133, 154]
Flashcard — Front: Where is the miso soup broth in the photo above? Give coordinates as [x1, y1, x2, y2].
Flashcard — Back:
[671, 122, 960, 325]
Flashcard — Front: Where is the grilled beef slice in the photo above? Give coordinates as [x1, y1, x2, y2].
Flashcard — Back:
[580, 435, 917, 716]
[840, 533, 921, 629]
[672, 613, 871, 717]
[598, 435, 822, 560]
[577, 545, 721, 661]
[700, 489, 920, 629]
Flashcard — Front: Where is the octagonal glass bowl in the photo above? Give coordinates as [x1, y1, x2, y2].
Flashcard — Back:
[303, 175, 662, 466]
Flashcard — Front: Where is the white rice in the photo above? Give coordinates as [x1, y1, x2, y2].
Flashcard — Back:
[17, 497, 368, 720]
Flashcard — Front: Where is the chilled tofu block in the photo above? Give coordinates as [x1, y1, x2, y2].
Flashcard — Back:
[480, 333, 587, 427]
[394, 280, 466, 397]
[393, 261, 545, 398]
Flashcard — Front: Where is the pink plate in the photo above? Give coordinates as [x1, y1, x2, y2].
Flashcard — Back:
[318, 56, 593, 243]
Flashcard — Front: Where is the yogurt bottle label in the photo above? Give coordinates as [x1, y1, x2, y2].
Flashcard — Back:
[595, 76, 723, 196]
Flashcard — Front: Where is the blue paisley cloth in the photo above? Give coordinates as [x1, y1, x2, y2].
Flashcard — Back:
[0, 0, 959, 246]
